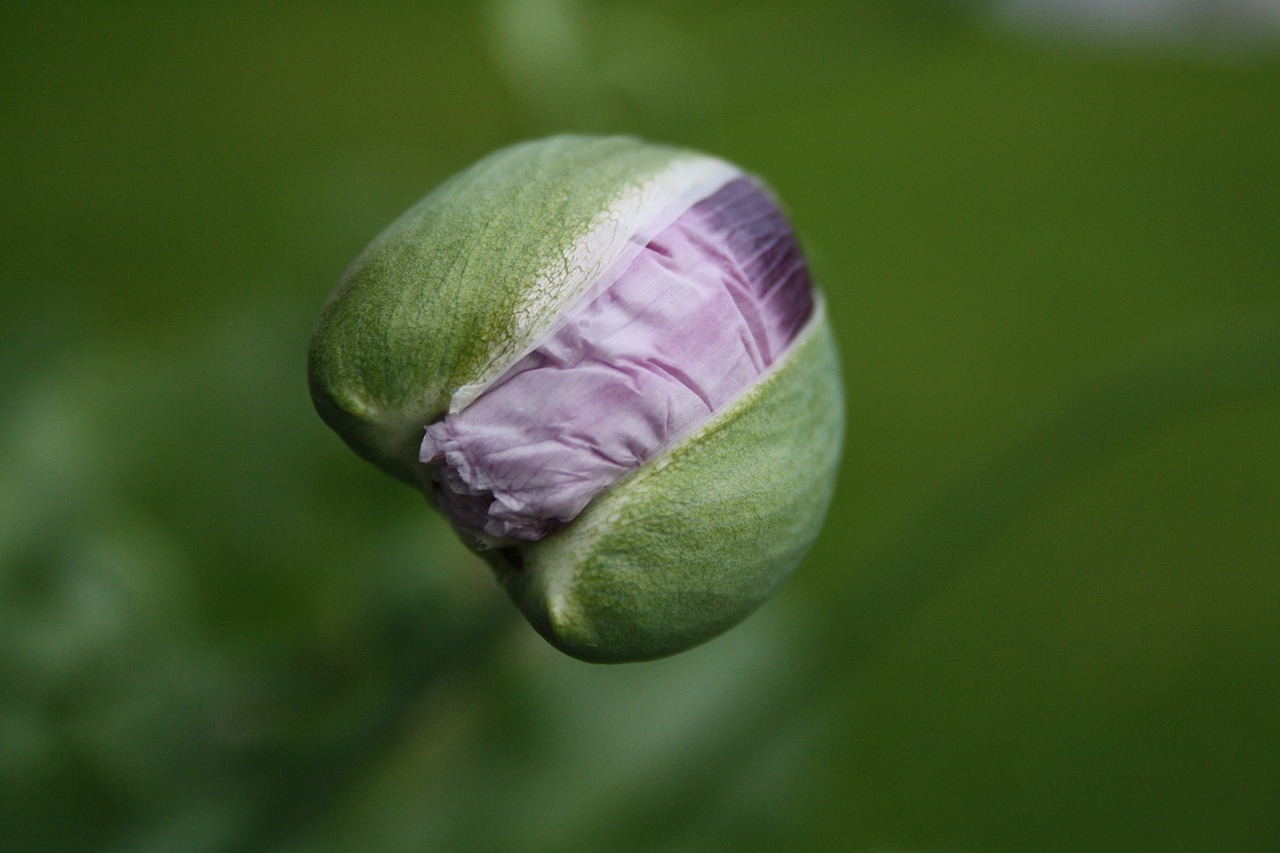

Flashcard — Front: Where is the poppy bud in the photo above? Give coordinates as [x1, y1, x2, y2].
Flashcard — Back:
[309, 136, 843, 662]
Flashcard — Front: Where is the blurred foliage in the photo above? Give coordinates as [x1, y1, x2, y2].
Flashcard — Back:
[2, 1, 1279, 851]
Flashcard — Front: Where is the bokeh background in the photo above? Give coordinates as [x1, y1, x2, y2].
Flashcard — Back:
[3, 1, 1279, 850]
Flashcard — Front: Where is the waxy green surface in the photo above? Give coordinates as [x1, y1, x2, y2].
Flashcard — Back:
[309, 136, 699, 486]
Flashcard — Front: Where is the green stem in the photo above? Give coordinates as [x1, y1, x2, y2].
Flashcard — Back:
[829, 305, 1280, 660]
[224, 591, 514, 853]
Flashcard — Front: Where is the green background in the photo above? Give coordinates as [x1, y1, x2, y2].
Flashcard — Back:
[2, 1, 1278, 850]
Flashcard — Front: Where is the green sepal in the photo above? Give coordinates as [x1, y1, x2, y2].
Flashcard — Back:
[308, 136, 693, 484]
[488, 300, 843, 662]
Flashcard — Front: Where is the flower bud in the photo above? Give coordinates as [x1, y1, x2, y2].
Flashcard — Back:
[309, 136, 843, 662]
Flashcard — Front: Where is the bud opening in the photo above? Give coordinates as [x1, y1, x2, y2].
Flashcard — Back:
[420, 177, 814, 543]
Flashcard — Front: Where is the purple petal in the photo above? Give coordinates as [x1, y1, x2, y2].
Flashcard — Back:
[421, 177, 814, 542]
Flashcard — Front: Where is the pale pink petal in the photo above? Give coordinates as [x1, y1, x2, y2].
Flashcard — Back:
[421, 178, 813, 542]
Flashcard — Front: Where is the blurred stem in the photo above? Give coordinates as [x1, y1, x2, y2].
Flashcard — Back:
[603, 304, 1280, 850]
[225, 590, 513, 853]
[827, 304, 1280, 663]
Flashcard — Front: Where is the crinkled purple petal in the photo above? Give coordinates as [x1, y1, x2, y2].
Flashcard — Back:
[421, 177, 814, 542]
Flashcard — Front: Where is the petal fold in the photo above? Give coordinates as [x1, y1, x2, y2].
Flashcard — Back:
[421, 177, 814, 542]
